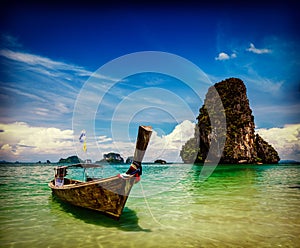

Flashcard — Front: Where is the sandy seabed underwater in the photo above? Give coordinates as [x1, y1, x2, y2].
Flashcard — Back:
[1, 163, 300, 247]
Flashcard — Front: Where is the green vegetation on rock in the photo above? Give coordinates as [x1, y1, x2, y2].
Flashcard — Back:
[180, 78, 280, 164]
[58, 155, 82, 164]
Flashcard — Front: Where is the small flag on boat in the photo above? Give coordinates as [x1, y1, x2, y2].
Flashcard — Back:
[83, 140, 87, 152]
[79, 130, 86, 143]
[79, 130, 87, 152]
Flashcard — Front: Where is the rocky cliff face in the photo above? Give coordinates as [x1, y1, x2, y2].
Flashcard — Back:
[180, 78, 280, 164]
[255, 134, 280, 163]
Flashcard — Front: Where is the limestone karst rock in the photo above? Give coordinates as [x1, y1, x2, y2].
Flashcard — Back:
[180, 78, 280, 164]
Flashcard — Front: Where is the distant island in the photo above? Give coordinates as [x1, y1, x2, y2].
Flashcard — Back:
[96, 152, 125, 164]
[58, 155, 82, 164]
[56, 154, 170, 165]
[154, 159, 167, 164]
[58, 153, 127, 164]
[180, 78, 280, 164]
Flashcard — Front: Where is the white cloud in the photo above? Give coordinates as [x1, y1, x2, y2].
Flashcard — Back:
[230, 53, 237, 58]
[144, 120, 195, 162]
[1, 85, 46, 102]
[256, 124, 300, 161]
[215, 52, 230, 60]
[34, 108, 49, 116]
[0, 122, 75, 162]
[0, 48, 131, 126]
[247, 43, 271, 54]
[91, 120, 196, 163]
[215, 52, 237, 61]
[247, 76, 284, 93]
[0, 49, 85, 73]
[0, 49, 90, 125]
[5, 120, 298, 163]
[98, 135, 113, 143]
[0, 48, 121, 83]
[0, 120, 196, 163]
[237, 67, 284, 94]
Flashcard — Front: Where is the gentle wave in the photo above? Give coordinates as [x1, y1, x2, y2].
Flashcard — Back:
[0, 163, 300, 247]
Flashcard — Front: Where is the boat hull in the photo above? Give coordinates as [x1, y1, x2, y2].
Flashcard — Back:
[49, 176, 136, 220]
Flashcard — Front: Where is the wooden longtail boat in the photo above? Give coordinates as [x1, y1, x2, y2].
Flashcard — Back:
[49, 126, 152, 220]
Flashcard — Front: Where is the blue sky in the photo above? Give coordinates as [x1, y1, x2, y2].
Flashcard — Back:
[0, 1, 299, 162]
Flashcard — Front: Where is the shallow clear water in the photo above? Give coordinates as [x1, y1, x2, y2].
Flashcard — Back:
[0, 163, 299, 247]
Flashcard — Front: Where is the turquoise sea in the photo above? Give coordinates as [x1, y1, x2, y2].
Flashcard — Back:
[1, 163, 300, 248]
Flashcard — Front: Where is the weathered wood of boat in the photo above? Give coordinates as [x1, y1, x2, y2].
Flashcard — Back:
[49, 126, 152, 220]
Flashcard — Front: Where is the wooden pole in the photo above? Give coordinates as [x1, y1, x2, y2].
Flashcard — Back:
[126, 126, 152, 176]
